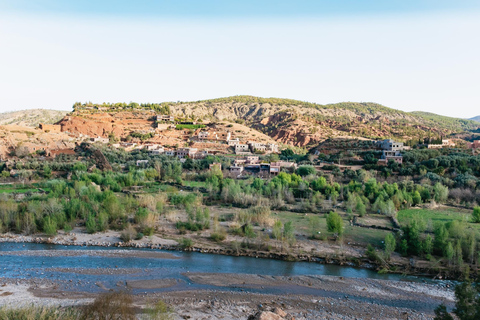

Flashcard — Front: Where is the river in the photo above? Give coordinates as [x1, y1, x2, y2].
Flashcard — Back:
[0, 242, 432, 295]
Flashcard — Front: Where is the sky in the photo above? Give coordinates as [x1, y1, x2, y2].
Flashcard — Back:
[1, 1, 479, 118]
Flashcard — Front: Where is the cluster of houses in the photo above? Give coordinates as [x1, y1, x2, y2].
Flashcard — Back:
[227, 156, 296, 177]
[376, 138, 456, 165]
[233, 141, 279, 154]
[194, 128, 279, 154]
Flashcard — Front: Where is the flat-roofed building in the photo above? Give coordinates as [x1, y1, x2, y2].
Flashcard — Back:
[176, 147, 198, 158]
[235, 144, 249, 153]
[156, 115, 174, 122]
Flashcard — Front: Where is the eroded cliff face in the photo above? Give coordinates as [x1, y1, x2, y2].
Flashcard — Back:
[57, 111, 156, 138]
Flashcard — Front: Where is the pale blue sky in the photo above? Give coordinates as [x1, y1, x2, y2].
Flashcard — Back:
[1, 1, 479, 117]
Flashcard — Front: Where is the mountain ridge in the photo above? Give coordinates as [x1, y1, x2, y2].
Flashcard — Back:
[67, 96, 480, 147]
[2, 96, 479, 147]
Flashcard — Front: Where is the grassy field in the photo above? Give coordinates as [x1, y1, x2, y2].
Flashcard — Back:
[343, 226, 390, 247]
[183, 180, 208, 189]
[397, 208, 473, 232]
[273, 210, 390, 247]
[0, 183, 50, 194]
[142, 182, 179, 193]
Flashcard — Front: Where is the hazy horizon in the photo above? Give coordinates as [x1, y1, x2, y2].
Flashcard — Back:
[1, 1, 479, 118]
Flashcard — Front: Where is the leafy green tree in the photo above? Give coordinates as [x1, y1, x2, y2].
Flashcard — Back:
[86, 214, 97, 234]
[355, 196, 366, 217]
[73, 162, 87, 172]
[400, 239, 409, 256]
[43, 216, 57, 236]
[423, 234, 433, 256]
[401, 220, 422, 255]
[453, 281, 480, 320]
[472, 207, 480, 223]
[283, 221, 296, 245]
[296, 165, 316, 177]
[412, 191, 422, 206]
[445, 242, 454, 265]
[97, 211, 109, 232]
[308, 215, 321, 239]
[326, 211, 344, 236]
[433, 183, 449, 203]
[272, 220, 282, 240]
[43, 164, 52, 178]
[384, 233, 396, 260]
[455, 240, 464, 268]
[434, 224, 450, 255]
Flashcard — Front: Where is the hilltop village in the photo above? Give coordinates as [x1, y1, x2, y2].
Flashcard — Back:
[1, 106, 476, 178]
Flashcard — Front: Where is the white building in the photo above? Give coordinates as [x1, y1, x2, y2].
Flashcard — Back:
[176, 148, 198, 159]
[379, 139, 404, 151]
[235, 144, 250, 153]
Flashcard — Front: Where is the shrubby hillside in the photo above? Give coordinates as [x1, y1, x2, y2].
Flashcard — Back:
[470, 115, 480, 123]
[0, 109, 67, 127]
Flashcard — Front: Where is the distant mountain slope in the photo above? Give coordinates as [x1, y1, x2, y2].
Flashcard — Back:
[64, 96, 480, 147]
[470, 115, 480, 123]
[0, 109, 68, 127]
[410, 111, 480, 132]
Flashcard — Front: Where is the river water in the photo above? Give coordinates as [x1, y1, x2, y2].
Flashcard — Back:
[0, 242, 429, 295]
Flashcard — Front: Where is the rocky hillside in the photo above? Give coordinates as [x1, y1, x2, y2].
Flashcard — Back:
[70, 96, 480, 147]
[0, 125, 75, 159]
[57, 110, 276, 148]
[0, 109, 68, 127]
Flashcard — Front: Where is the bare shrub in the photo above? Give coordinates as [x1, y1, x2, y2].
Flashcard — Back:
[250, 206, 274, 227]
[164, 209, 178, 222]
[120, 224, 136, 242]
[138, 195, 157, 212]
[81, 290, 135, 320]
[144, 299, 174, 320]
[270, 196, 285, 209]
[449, 188, 475, 205]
